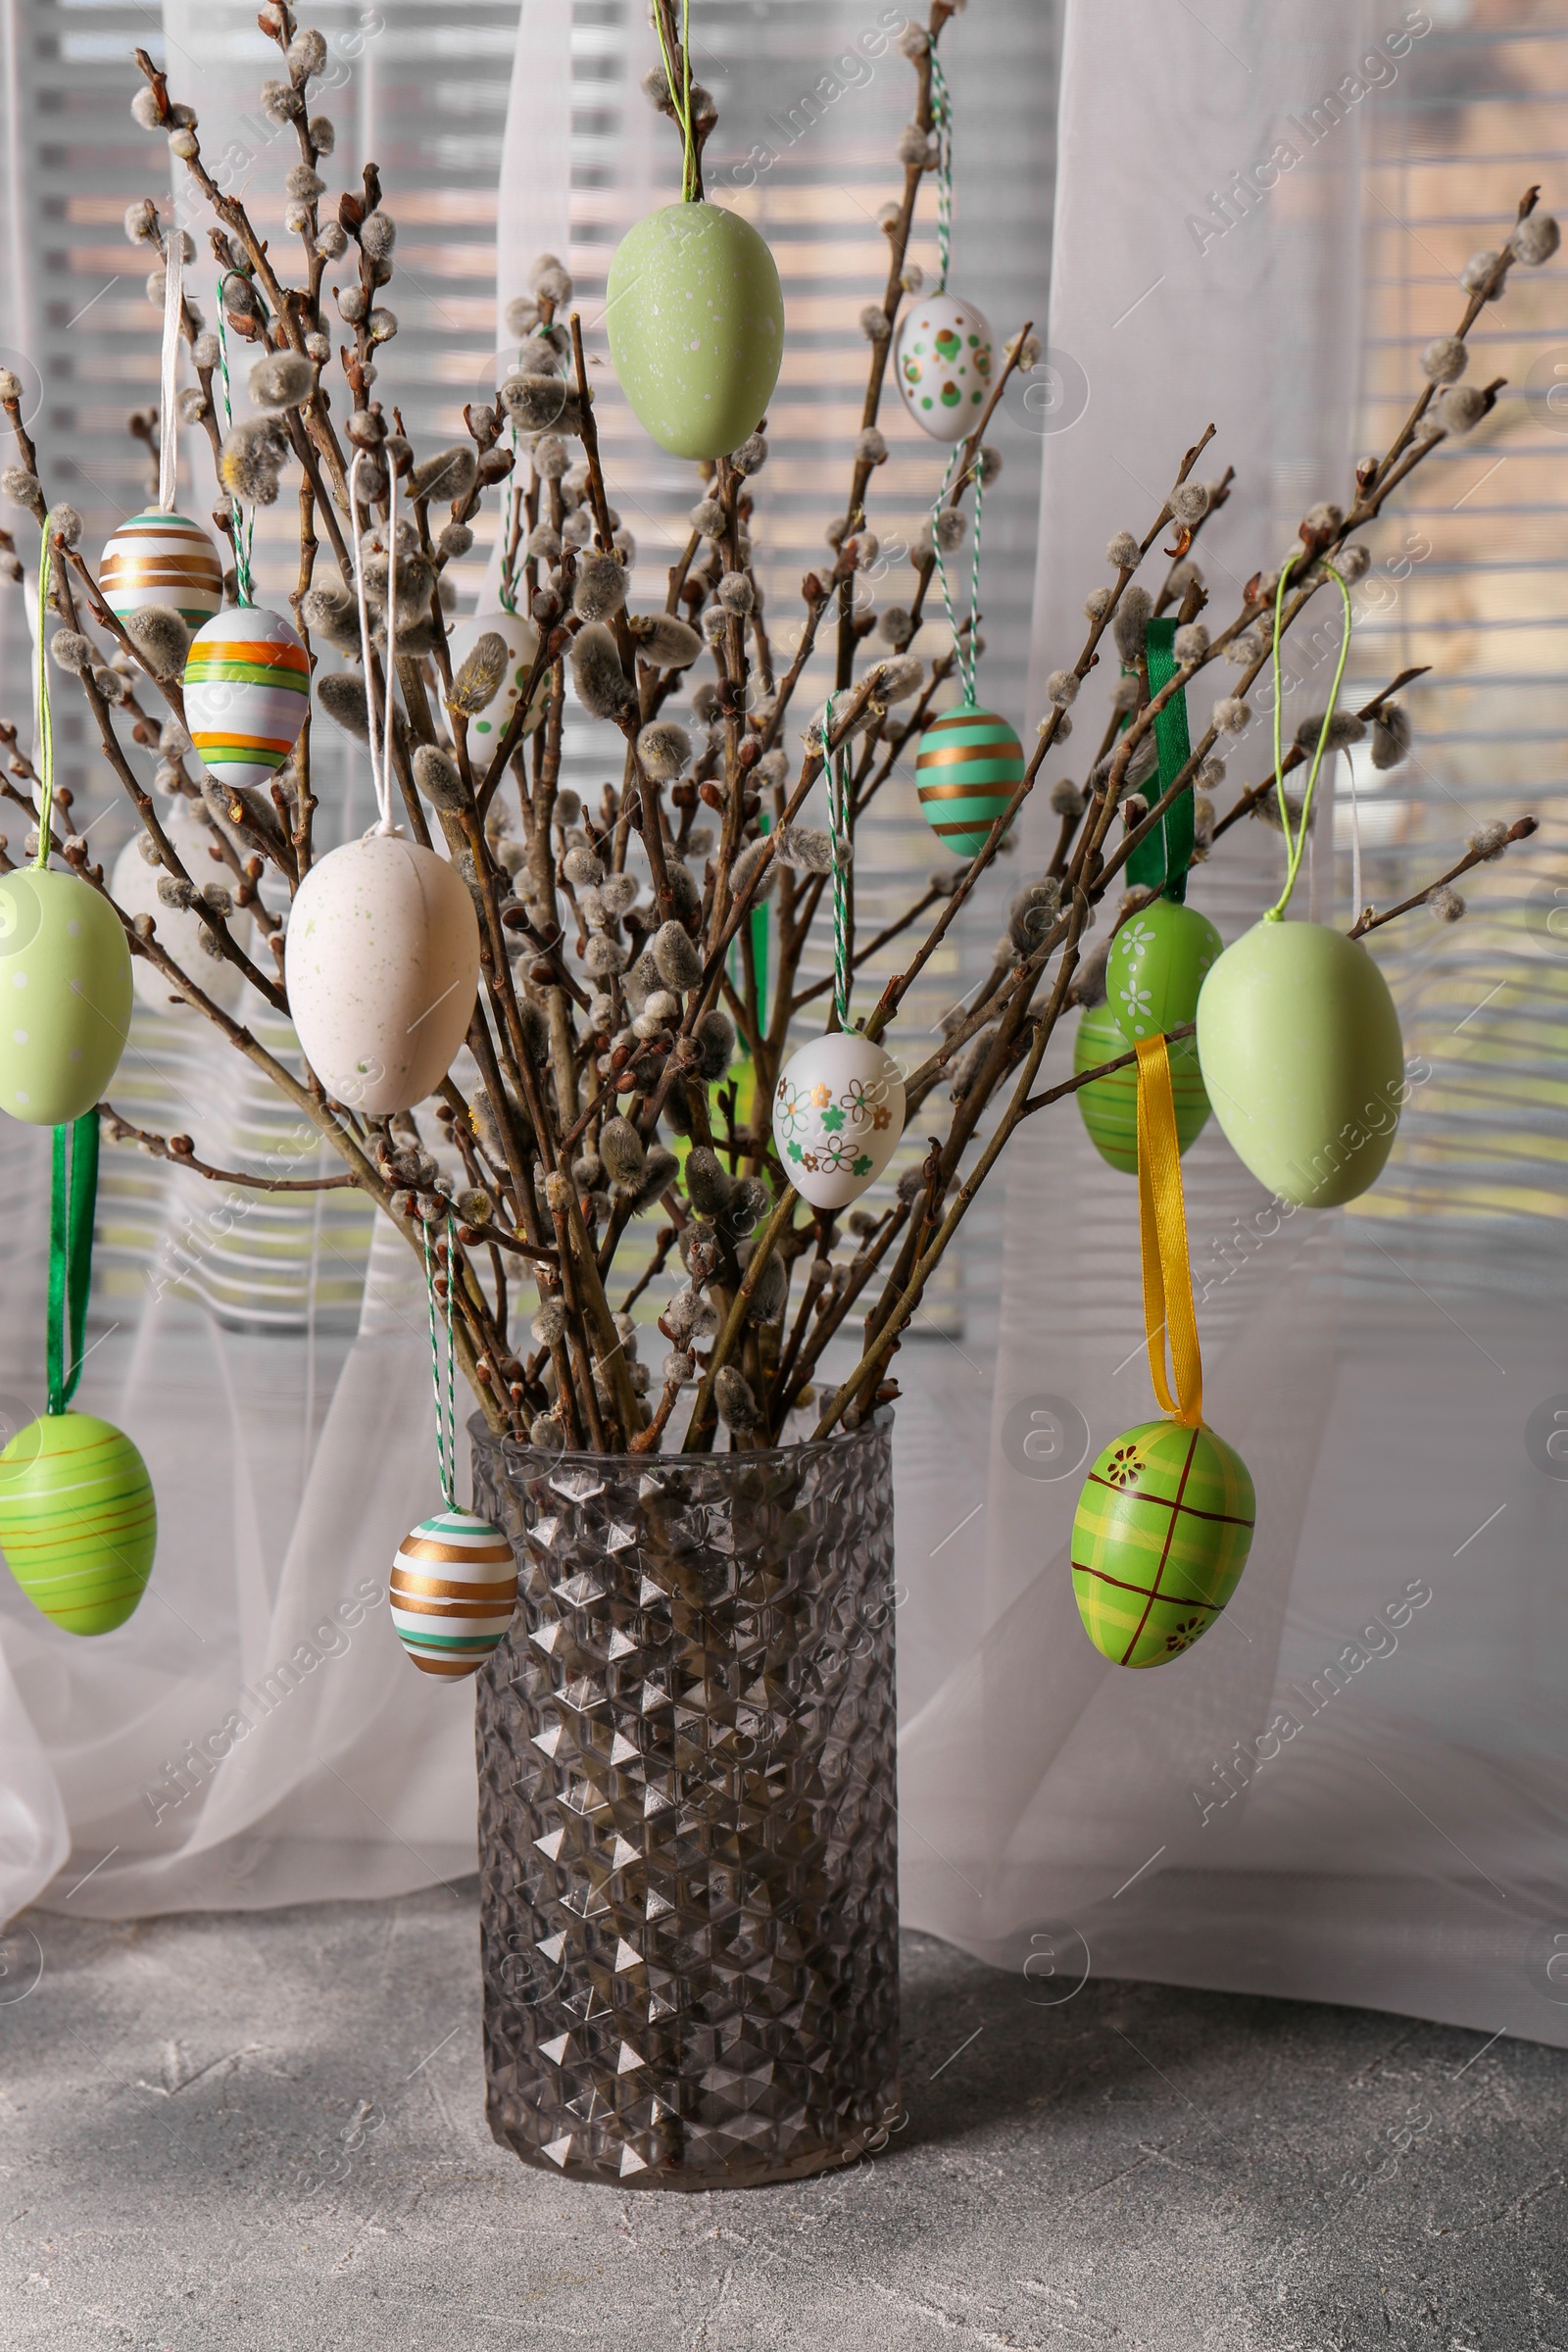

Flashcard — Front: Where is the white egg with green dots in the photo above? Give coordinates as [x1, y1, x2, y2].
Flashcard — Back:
[446, 612, 548, 748]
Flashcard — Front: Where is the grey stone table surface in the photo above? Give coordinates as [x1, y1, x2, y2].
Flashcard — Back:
[1, 1888, 1564, 2351]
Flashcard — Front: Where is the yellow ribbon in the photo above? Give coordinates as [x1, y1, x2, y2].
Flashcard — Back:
[1136, 1034, 1203, 1429]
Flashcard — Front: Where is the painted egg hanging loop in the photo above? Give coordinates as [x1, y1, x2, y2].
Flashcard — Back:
[894, 293, 994, 443]
[0, 1411, 157, 1636]
[607, 201, 784, 462]
[99, 510, 223, 627]
[773, 1032, 905, 1211]
[182, 606, 310, 790]
[1071, 1417, 1254, 1668]
[391, 1508, 518, 1679]
[915, 702, 1024, 858]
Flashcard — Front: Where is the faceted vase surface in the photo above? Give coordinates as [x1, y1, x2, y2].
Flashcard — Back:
[471, 1413, 900, 2188]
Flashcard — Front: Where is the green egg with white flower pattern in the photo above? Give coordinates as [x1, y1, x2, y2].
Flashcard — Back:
[607, 201, 784, 461]
[1106, 897, 1222, 1047]
[0, 866, 132, 1125]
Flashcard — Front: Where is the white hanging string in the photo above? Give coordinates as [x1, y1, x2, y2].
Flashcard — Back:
[348, 446, 400, 838]
[1346, 744, 1363, 920]
[159, 224, 183, 514]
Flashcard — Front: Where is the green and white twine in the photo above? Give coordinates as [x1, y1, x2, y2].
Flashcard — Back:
[930, 447, 984, 706]
[32, 514, 55, 864]
[823, 692, 853, 1029]
[929, 53, 954, 293]
[422, 1214, 459, 1511]
[215, 273, 256, 607]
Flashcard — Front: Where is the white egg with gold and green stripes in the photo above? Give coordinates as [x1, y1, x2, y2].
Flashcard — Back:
[914, 701, 1025, 857]
[99, 510, 224, 626]
[182, 607, 311, 790]
[390, 1508, 517, 1679]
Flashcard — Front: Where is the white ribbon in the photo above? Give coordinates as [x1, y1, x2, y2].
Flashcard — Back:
[159, 224, 183, 514]
[348, 446, 401, 837]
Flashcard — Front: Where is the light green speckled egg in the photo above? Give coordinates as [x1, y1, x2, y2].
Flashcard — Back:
[607, 201, 784, 461]
[1196, 916, 1404, 1206]
[0, 867, 132, 1125]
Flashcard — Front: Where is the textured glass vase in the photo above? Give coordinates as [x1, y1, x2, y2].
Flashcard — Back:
[470, 1412, 900, 2189]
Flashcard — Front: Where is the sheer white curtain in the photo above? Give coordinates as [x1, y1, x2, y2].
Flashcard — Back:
[903, 0, 1568, 2052]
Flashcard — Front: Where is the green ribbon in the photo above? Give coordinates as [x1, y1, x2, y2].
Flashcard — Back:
[47, 1111, 100, 1417]
[1126, 616, 1195, 904]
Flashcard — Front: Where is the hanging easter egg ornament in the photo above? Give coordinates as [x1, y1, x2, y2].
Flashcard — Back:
[607, 12, 783, 460]
[446, 610, 547, 746]
[0, 1116, 157, 1635]
[894, 59, 995, 443]
[916, 449, 1025, 858]
[391, 1217, 516, 1680]
[100, 509, 222, 626]
[1074, 1002, 1208, 1172]
[285, 455, 481, 1116]
[1071, 1036, 1254, 1667]
[774, 700, 906, 1210]
[0, 526, 132, 1127]
[1197, 558, 1405, 1207]
[182, 606, 309, 789]
[774, 1031, 906, 1210]
[916, 704, 1024, 855]
[896, 294, 995, 444]
[100, 237, 222, 625]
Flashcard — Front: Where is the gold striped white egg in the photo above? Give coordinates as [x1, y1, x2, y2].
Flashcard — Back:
[390, 1509, 517, 1678]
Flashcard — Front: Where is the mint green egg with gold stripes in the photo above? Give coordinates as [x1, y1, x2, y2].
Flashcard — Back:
[1071, 1417, 1254, 1669]
[99, 510, 223, 626]
[0, 1411, 156, 1636]
[183, 607, 311, 790]
[1074, 1002, 1209, 1174]
[391, 1509, 517, 1680]
[915, 702, 1024, 857]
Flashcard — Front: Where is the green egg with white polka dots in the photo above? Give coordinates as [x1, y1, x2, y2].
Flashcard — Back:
[0, 867, 132, 1125]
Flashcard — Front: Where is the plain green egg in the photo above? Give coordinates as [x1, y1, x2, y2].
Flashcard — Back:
[1196, 917, 1404, 1207]
[0, 867, 132, 1125]
[607, 201, 784, 461]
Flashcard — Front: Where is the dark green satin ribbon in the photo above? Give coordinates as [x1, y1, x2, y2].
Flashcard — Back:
[1126, 616, 1196, 904]
[47, 1110, 99, 1417]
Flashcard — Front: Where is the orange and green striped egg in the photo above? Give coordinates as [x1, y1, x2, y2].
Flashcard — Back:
[0, 1411, 157, 1636]
[390, 1509, 518, 1679]
[1071, 1417, 1254, 1668]
[182, 608, 311, 791]
[915, 702, 1025, 857]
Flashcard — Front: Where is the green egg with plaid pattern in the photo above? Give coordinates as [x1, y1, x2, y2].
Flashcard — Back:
[1071, 1417, 1255, 1668]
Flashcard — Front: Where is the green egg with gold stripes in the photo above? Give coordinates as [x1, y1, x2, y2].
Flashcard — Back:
[1071, 1417, 1254, 1668]
[0, 1411, 157, 1635]
[1073, 1002, 1209, 1173]
[914, 702, 1024, 857]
